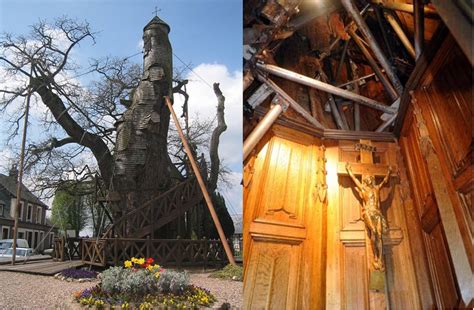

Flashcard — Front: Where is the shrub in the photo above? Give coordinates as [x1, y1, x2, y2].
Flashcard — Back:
[157, 269, 189, 294]
[210, 264, 243, 281]
[101, 266, 158, 296]
[60, 268, 98, 279]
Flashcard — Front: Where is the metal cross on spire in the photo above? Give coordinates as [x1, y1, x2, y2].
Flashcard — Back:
[153, 6, 161, 17]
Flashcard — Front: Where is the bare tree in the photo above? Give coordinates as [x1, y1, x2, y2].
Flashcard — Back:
[1, 18, 230, 230]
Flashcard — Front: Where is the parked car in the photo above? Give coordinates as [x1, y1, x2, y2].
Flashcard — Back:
[0, 239, 29, 254]
[0, 247, 33, 258]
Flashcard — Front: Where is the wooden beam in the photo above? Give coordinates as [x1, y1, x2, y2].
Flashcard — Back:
[258, 75, 325, 129]
[342, 0, 404, 95]
[369, 0, 438, 17]
[247, 83, 273, 109]
[414, 0, 425, 60]
[257, 63, 397, 114]
[348, 28, 399, 101]
[318, 72, 348, 130]
[393, 25, 448, 136]
[253, 106, 397, 142]
[384, 12, 416, 59]
[337, 162, 396, 176]
[243, 96, 286, 161]
[164, 96, 236, 266]
[431, 0, 473, 65]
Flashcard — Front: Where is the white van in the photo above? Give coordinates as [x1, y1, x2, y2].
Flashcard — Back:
[0, 239, 30, 254]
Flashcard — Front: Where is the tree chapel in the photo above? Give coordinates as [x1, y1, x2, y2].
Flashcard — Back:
[242, 0, 472, 308]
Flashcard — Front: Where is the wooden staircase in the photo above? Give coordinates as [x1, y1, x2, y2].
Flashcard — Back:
[104, 177, 203, 238]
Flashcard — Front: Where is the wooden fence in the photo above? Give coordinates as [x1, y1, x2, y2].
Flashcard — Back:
[108, 177, 203, 239]
[53, 237, 82, 261]
[82, 238, 230, 268]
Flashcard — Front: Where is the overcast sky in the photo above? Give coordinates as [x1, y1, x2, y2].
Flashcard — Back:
[0, 0, 243, 229]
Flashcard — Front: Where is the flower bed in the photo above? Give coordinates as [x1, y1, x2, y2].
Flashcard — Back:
[54, 268, 98, 282]
[73, 257, 216, 309]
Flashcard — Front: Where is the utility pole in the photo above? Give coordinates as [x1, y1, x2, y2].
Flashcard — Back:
[12, 64, 33, 265]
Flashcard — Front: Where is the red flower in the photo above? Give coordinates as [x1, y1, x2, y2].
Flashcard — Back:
[146, 258, 154, 264]
[141, 263, 149, 268]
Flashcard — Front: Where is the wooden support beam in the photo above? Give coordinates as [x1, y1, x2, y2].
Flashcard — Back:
[431, 0, 473, 65]
[373, 5, 395, 60]
[247, 83, 273, 109]
[349, 60, 361, 131]
[243, 95, 286, 161]
[243, 70, 254, 92]
[165, 96, 236, 266]
[258, 75, 326, 129]
[337, 72, 377, 88]
[384, 12, 416, 59]
[319, 72, 349, 130]
[321, 4, 370, 60]
[370, 0, 438, 17]
[376, 112, 397, 132]
[414, 0, 425, 60]
[257, 63, 397, 114]
[334, 39, 350, 84]
[348, 28, 399, 101]
[342, 0, 404, 96]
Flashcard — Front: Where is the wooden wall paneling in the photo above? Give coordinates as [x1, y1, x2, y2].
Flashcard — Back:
[243, 125, 325, 309]
[411, 99, 472, 305]
[400, 105, 462, 308]
[325, 140, 423, 309]
[324, 140, 343, 309]
[397, 133, 436, 307]
[400, 35, 473, 305]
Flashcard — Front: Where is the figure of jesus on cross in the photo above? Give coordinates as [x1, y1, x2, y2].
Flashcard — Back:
[346, 161, 392, 271]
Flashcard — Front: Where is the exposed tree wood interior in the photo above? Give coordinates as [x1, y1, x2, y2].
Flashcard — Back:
[243, 0, 473, 308]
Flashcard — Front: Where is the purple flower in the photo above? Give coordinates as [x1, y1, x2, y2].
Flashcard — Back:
[61, 268, 98, 279]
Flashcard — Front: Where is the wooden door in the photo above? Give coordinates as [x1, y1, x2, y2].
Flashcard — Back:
[243, 125, 326, 309]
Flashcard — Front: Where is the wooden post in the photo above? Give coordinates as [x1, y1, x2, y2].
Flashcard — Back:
[342, 0, 404, 95]
[12, 69, 33, 265]
[243, 95, 285, 161]
[165, 96, 236, 265]
[414, 0, 425, 60]
[384, 12, 416, 59]
[348, 28, 399, 101]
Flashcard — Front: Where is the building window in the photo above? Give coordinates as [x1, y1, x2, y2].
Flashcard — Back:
[37, 207, 42, 224]
[2, 227, 9, 239]
[27, 204, 33, 222]
[17, 201, 24, 221]
[0, 203, 4, 217]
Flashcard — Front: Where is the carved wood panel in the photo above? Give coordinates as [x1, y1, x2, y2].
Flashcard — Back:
[399, 34, 472, 307]
[326, 140, 422, 309]
[243, 125, 325, 309]
[400, 108, 461, 307]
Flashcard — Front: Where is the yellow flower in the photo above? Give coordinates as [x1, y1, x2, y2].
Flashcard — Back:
[124, 260, 132, 268]
[131, 257, 138, 263]
[121, 302, 129, 309]
[136, 258, 145, 265]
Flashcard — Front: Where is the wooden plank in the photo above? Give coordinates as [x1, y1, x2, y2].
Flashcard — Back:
[0, 259, 84, 275]
[337, 162, 396, 176]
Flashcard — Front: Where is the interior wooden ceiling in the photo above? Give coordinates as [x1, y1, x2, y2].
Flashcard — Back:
[244, 0, 441, 135]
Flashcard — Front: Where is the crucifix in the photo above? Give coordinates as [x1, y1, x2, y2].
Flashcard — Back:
[152, 6, 161, 17]
[337, 140, 397, 300]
